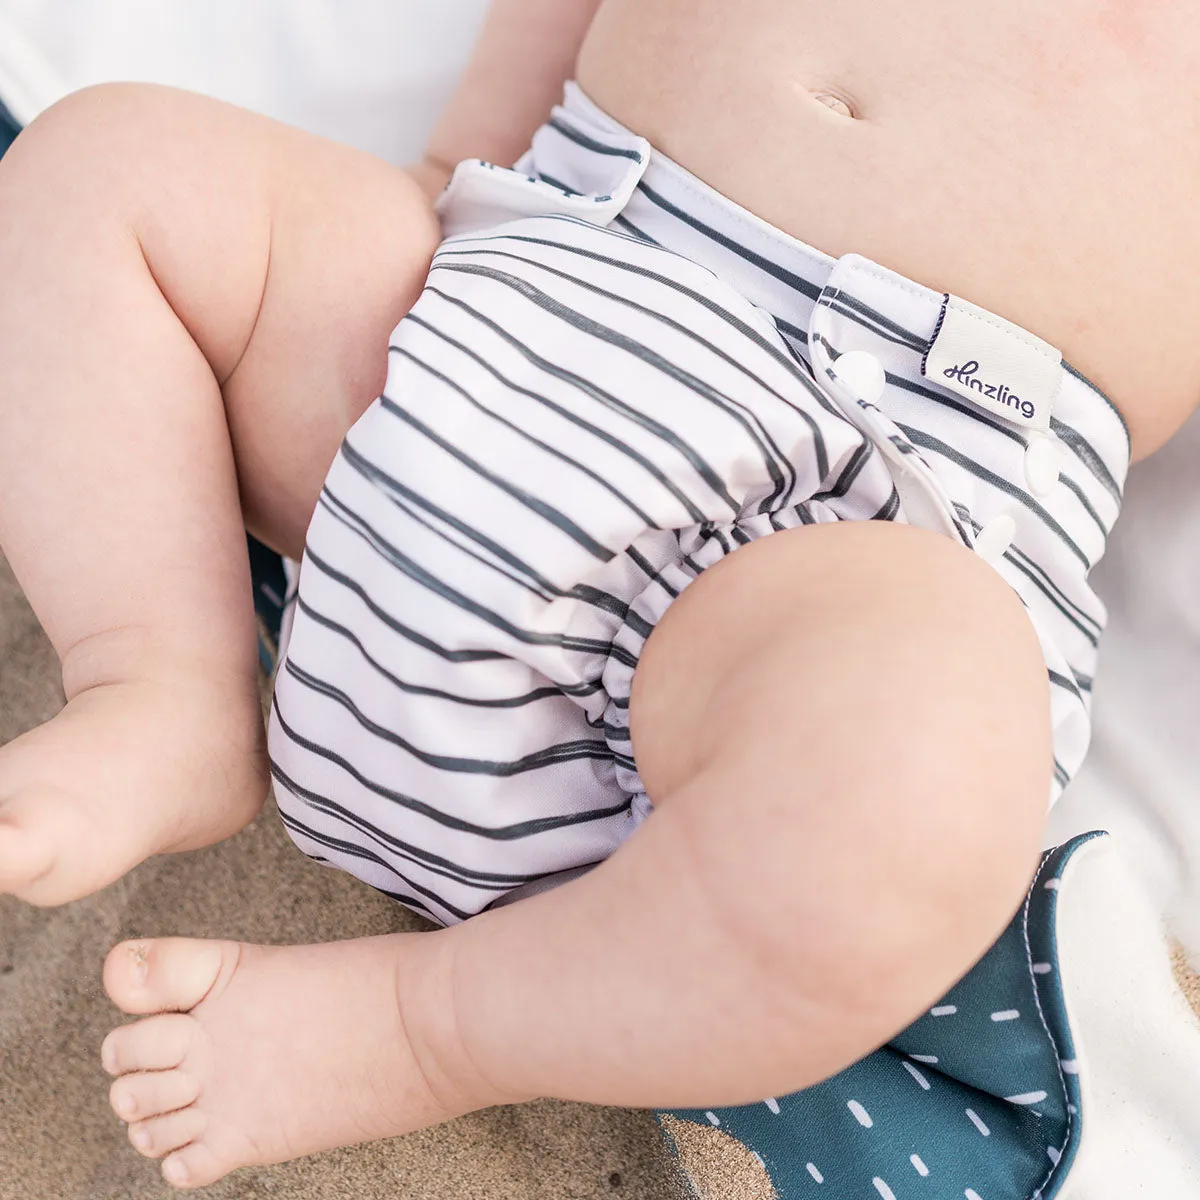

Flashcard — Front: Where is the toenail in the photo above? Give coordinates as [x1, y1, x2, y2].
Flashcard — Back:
[117, 1092, 137, 1119]
[101, 1039, 117, 1074]
[128, 943, 149, 985]
[132, 1126, 151, 1151]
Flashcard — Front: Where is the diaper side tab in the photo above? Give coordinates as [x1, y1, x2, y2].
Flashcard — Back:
[436, 108, 652, 240]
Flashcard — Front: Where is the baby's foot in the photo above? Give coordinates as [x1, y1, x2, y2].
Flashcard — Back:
[101, 934, 478, 1189]
[0, 673, 266, 906]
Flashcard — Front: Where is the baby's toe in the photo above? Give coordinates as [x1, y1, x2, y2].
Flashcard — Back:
[102, 1012, 197, 1076]
[128, 1106, 207, 1160]
[110, 1068, 200, 1124]
[0, 798, 56, 901]
[103, 938, 233, 1015]
[162, 1142, 230, 1191]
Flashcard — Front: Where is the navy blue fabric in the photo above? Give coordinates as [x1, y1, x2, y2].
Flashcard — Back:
[248, 534, 288, 671]
[0, 97, 20, 157]
[659, 835, 1101, 1199]
[0, 100, 287, 670]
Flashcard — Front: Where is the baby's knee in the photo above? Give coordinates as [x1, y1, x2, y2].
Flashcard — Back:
[4, 83, 137, 161]
[0, 84, 167, 218]
[643, 523, 1052, 1030]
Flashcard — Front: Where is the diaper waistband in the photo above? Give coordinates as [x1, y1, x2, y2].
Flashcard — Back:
[438, 82, 1130, 523]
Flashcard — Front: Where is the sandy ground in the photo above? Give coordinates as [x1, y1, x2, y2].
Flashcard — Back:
[0, 554, 684, 1200]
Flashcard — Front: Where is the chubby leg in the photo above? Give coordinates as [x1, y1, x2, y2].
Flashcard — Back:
[0, 83, 439, 904]
[99, 522, 1051, 1188]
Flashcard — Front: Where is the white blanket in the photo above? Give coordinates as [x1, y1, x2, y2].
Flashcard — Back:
[1051, 410, 1200, 957]
[0, 0, 488, 162]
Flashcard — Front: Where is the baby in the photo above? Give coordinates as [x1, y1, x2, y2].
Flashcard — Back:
[0, 0, 1194, 1188]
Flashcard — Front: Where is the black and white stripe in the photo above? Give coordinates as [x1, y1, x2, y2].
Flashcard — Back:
[268, 84, 1129, 925]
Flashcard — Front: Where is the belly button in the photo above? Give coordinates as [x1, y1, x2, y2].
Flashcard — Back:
[810, 90, 858, 119]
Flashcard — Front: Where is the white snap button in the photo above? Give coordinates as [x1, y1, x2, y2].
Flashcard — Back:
[1024, 435, 1061, 498]
[974, 513, 1017, 565]
[832, 350, 887, 405]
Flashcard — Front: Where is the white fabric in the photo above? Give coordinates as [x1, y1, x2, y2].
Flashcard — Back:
[1051, 413, 1200, 958]
[1055, 834, 1200, 1195]
[0, 0, 488, 162]
[923, 294, 1062, 432]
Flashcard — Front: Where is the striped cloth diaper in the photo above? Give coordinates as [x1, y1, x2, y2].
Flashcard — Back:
[269, 84, 1128, 926]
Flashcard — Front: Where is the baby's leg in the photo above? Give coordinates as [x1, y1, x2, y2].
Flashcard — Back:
[97, 522, 1052, 1188]
[0, 84, 438, 905]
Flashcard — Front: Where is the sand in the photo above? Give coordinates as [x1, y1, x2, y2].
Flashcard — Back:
[0, 554, 685, 1200]
[657, 1118, 777, 1200]
[1173, 947, 1200, 1015]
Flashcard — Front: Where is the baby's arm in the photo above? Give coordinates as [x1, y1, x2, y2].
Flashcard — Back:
[408, 0, 604, 200]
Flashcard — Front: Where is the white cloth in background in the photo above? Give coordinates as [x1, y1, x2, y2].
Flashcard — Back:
[0, 0, 488, 162]
[1051, 410, 1200, 955]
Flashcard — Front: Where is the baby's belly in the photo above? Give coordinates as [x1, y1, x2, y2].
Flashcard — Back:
[578, 0, 1200, 459]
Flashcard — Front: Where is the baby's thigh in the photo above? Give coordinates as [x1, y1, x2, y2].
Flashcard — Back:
[2, 83, 440, 559]
[631, 520, 1053, 955]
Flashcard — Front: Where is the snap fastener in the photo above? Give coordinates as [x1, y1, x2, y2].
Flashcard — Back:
[832, 350, 887, 405]
[1024, 435, 1061, 498]
[974, 513, 1017, 565]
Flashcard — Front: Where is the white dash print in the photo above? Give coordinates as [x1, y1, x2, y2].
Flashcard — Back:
[931, 1005, 958, 1017]
[911, 1155, 930, 1177]
[753, 1152, 766, 1169]
[705, 1111, 721, 1126]
[991, 1009, 1020, 1022]
[1033, 962, 1053, 974]
[1044, 878, 1061, 891]
[848, 1100, 874, 1128]
[966, 1109, 991, 1136]
[764, 1098, 780, 1115]
[966, 1191, 985, 1200]
[902, 1062, 931, 1090]
[910, 1054, 939, 1064]
[1061, 1059, 1079, 1075]
[1005, 1091, 1048, 1105]
[873, 1179, 897, 1200]
[807, 1163, 825, 1184]
[1048, 1146, 1062, 1166]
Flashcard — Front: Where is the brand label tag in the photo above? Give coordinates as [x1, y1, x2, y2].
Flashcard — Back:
[923, 296, 1061, 431]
